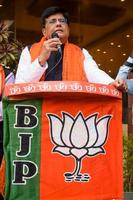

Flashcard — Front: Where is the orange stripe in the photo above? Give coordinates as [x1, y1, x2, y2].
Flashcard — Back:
[40, 96, 123, 200]
[0, 65, 5, 96]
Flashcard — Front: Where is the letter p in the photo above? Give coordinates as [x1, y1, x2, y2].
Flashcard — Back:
[12, 160, 38, 185]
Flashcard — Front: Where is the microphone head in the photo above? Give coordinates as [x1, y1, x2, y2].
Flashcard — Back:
[51, 32, 59, 38]
[51, 32, 62, 54]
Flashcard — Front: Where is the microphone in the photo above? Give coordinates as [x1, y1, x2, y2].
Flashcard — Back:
[51, 32, 61, 53]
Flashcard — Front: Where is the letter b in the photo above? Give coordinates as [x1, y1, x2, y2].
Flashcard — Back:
[14, 105, 38, 128]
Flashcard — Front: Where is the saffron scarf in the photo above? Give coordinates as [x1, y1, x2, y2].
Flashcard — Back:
[30, 37, 86, 81]
[0, 158, 5, 197]
[0, 65, 5, 197]
[0, 65, 5, 97]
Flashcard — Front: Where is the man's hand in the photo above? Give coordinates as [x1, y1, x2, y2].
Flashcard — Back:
[109, 79, 128, 92]
[38, 38, 62, 65]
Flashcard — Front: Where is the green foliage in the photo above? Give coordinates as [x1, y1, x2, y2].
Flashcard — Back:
[123, 134, 133, 192]
[0, 21, 23, 73]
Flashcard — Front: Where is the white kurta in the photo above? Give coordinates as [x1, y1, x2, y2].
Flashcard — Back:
[15, 46, 114, 84]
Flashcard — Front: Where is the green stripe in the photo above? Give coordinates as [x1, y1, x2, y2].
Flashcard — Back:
[3, 98, 42, 200]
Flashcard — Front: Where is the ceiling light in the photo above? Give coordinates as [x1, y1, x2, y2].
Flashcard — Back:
[103, 51, 107, 54]
[110, 42, 114, 45]
[0, 4, 3, 7]
[97, 49, 100, 52]
[110, 59, 114, 62]
[123, 53, 126, 56]
[108, 70, 111, 73]
[126, 34, 130, 38]
[120, 0, 125, 2]
[117, 45, 121, 47]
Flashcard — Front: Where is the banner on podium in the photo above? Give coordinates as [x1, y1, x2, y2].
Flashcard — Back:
[3, 81, 123, 200]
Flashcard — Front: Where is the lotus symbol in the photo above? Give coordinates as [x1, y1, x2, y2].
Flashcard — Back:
[47, 112, 112, 182]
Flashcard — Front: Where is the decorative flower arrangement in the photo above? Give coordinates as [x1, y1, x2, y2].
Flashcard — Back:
[0, 21, 23, 72]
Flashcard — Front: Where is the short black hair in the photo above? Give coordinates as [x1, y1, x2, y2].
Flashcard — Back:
[41, 6, 70, 26]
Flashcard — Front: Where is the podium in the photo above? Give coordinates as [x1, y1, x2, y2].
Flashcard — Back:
[3, 81, 123, 200]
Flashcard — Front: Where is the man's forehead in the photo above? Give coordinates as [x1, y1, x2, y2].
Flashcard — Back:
[47, 13, 64, 19]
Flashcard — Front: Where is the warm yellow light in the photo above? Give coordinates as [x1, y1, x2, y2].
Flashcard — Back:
[110, 42, 114, 45]
[110, 59, 114, 62]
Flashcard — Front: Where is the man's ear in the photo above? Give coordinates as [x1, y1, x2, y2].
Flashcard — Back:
[42, 28, 46, 36]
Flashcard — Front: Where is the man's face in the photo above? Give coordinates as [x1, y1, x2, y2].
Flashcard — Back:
[42, 13, 69, 44]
